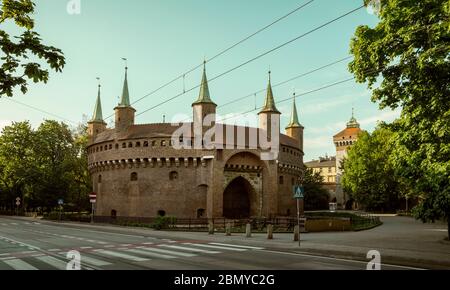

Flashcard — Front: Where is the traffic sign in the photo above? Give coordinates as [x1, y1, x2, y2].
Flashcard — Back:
[16, 200, 20, 206]
[89, 192, 97, 204]
[58, 199, 64, 205]
[293, 185, 305, 199]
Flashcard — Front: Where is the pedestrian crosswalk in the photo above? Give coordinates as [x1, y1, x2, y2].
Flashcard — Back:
[0, 242, 263, 270]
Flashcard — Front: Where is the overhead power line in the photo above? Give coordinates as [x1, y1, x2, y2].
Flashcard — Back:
[2, 98, 78, 125]
[119, 0, 315, 110]
[135, 5, 365, 118]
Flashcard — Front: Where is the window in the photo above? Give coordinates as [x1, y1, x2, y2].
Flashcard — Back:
[169, 171, 178, 180]
[136, 142, 141, 147]
[291, 178, 295, 185]
[98, 175, 102, 183]
[143, 141, 149, 147]
[109, 144, 112, 150]
[130, 172, 138, 181]
[151, 141, 156, 147]
[197, 209, 205, 218]
[161, 140, 166, 147]
[115, 144, 119, 149]
[328, 167, 332, 173]
[157, 210, 166, 217]
[128, 142, 133, 148]
[279, 176, 284, 185]
[122, 143, 126, 148]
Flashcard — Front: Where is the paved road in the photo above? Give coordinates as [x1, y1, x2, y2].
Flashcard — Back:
[0, 216, 420, 270]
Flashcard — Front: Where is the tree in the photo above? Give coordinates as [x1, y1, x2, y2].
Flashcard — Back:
[349, 0, 450, 238]
[0, 121, 35, 211]
[0, 120, 91, 214]
[31, 120, 76, 210]
[0, 0, 65, 97]
[303, 168, 330, 211]
[341, 126, 403, 211]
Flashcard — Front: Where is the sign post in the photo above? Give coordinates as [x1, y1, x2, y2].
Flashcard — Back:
[89, 193, 97, 224]
[293, 185, 305, 247]
[15, 197, 21, 216]
[58, 199, 64, 222]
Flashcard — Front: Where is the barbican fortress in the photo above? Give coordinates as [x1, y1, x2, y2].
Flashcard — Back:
[87, 65, 305, 219]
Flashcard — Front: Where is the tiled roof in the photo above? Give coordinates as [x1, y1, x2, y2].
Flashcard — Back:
[92, 123, 300, 148]
[333, 127, 363, 139]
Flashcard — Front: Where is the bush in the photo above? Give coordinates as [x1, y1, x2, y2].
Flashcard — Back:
[151, 216, 177, 230]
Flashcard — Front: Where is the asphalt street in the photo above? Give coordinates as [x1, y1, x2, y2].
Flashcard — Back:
[0, 216, 422, 270]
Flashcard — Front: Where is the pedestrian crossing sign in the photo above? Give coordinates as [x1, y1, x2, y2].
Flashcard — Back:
[293, 185, 305, 199]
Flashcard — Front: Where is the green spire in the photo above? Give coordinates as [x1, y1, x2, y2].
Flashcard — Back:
[193, 62, 215, 105]
[286, 93, 302, 128]
[118, 67, 131, 107]
[347, 107, 360, 128]
[91, 84, 104, 123]
[259, 71, 280, 114]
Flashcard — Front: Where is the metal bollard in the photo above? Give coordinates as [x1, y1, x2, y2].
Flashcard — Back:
[267, 224, 273, 240]
[294, 225, 299, 241]
[225, 222, 231, 236]
[245, 223, 252, 238]
[208, 221, 214, 235]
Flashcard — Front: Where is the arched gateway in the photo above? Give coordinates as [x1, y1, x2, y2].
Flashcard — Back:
[223, 177, 254, 218]
[223, 152, 263, 218]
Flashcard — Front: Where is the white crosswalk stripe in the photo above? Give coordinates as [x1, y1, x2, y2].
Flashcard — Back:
[159, 244, 221, 254]
[93, 249, 149, 262]
[137, 246, 196, 257]
[126, 248, 176, 259]
[183, 243, 247, 252]
[209, 243, 264, 250]
[4, 259, 38, 270]
[35, 256, 67, 270]
[73, 254, 111, 267]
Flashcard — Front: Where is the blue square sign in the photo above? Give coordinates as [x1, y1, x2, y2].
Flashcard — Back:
[293, 185, 305, 199]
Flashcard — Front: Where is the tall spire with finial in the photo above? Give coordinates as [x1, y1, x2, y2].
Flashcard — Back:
[286, 92, 302, 128]
[193, 60, 214, 105]
[259, 70, 280, 114]
[347, 107, 360, 128]
[91, 78, 104, 122]
[119, 58, 130, 107]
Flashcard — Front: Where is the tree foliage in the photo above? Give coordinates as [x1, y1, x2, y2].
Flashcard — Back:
[342, 126, 403, 211]
[349, 0, 450, 235]
[0, 0, 65, 97]
[0, 121, 90, 213]
[303, 168, 330, 211]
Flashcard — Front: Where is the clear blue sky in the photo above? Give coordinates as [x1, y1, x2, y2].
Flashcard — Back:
[0, 0, 399, 160]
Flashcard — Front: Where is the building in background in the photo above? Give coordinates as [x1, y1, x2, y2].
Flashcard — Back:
[333, 110, 363, 208]
[304, 155, 337, 197]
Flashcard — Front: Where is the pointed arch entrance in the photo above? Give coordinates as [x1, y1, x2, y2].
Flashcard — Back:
[223, 176, 254, 219]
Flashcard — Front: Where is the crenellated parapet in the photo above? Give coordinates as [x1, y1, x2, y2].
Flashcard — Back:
[88, 156, 211, 173]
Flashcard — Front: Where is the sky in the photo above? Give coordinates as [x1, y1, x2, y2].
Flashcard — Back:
[0, 0, 399, 161]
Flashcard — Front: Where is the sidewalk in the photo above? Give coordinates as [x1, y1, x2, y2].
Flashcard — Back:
[6, 215, 450, 269]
